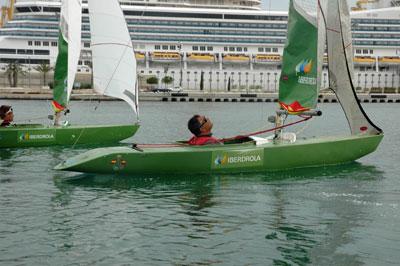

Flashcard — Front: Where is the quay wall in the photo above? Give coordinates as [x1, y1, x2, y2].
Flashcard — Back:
[1, 87, 400, 103]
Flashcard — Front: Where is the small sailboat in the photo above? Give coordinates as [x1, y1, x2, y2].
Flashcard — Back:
[55, 0, 383, 175]
[0, 0, 139, 148]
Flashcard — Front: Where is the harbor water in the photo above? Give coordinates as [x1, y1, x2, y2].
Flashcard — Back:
[1, 100, 399, 265]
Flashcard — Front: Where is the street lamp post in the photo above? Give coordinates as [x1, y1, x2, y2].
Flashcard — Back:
[209, 70, 212, 92]
[28, 56, 31, 88]
[392, 73, 395, 88]
[245, 72, 249, 93]
[371, 73, 375, 89]
[179, 42, 183, 88]
[364, 73, 368, 91]
[384, 73, 388, 89]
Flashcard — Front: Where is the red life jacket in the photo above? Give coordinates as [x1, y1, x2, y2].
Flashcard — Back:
[188, 134, 221, 145]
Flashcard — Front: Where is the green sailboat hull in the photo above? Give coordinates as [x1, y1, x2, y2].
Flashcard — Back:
[0, 123, 139, 148]
[55, 134, 383, 175]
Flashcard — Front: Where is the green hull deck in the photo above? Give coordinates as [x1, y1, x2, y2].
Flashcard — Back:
[0, 123, 139, 148]
[55, 134, 383, 175]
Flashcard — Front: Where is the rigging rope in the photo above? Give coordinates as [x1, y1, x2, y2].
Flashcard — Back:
[218, 115, 312, 143]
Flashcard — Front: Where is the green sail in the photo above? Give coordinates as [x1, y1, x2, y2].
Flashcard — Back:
[52, 30, 68, 111]
[279, 0, 318, 111]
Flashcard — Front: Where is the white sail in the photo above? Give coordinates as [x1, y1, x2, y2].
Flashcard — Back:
[62, 0, 82, 101]
[326, 0, 381, 135]
[88, 0, 138, 114]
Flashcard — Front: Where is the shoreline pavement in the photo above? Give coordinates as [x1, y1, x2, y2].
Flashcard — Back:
[1, 87, 400, 103]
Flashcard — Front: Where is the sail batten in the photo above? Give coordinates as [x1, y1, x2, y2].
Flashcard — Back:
[88, 0, 138, 115]
[326, 0, 382, 135]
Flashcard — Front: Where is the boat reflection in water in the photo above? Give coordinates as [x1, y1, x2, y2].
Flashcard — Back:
[52, 162, 383, 265]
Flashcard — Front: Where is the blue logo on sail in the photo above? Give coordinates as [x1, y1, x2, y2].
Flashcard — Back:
[296, 59, 313, 75]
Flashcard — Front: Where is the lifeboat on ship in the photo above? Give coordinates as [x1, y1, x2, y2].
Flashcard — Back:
[222, 54, 250, 63]
[187, 53, 215, 63]
[135, 52, 145, 62]
[150, 52, 181, 62]
[353, 56, 375, 65]
[254, 54, 281, 64]
[378, 57, 400, 65]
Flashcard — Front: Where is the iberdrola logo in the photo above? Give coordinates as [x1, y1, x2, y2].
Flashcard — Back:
[296, 59, 313, 75]
[19, 133, 30, 141]
[215, 155, 228, 165]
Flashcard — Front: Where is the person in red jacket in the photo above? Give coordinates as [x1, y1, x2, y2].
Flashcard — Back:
[187, 115, 222, 145]
[0, 105, 14, 127]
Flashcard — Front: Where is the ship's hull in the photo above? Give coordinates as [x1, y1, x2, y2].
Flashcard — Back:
[54, 134, 383, 175]
[0, 123, 140, 148]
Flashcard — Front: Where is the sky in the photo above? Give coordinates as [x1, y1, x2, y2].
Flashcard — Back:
[261, 0, 359, 10]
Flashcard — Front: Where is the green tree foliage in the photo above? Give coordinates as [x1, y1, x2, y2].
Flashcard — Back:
[162, 75, 174, 87]
[5, 62, 26, 87]
[146, 76, 158, 85]
[34, 63, 53, 86]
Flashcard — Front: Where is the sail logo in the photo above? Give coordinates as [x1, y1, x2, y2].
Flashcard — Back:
[295, 59, 316, 85]
[212, 150, 264, 169]
[296, 59, 313, 75]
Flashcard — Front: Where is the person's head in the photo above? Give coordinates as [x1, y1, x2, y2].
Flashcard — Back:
[0, 105, 13, 122]
[188, 114, 213, 136]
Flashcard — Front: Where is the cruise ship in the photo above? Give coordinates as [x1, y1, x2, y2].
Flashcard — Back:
[0, 0, 399, 92]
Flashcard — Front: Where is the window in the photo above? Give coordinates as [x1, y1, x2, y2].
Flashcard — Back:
[193, 46, 198, 51]
[272, 47, 278, 53]
[34, 50, 50, 55]
[28, 41, 32, 46]
[170, 45, 176, 50]
[237, 47, 242, 52]
[51, 41, 57, 46]
[43, 41, 49, 46]
[356, 49, 361, 54]
[78, 60, 82, 65]
[229, 47, 235, 51]
[200, 46, 206, 51]
[362, 49, 368, 54]
[258, 47, 264, 52]
[84, 42, 90, 48]
[244, 47, 248, 52]
[162, 45, 168, 50]
[224, 47, 228, 51]
[265, 47, 271, 52]
[0, 49, 16, 54]
[369, 49, 373, 54]
[207, 46, 213, 51]
[155, 45, 161, 50]
[34, 41, 41, 46]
